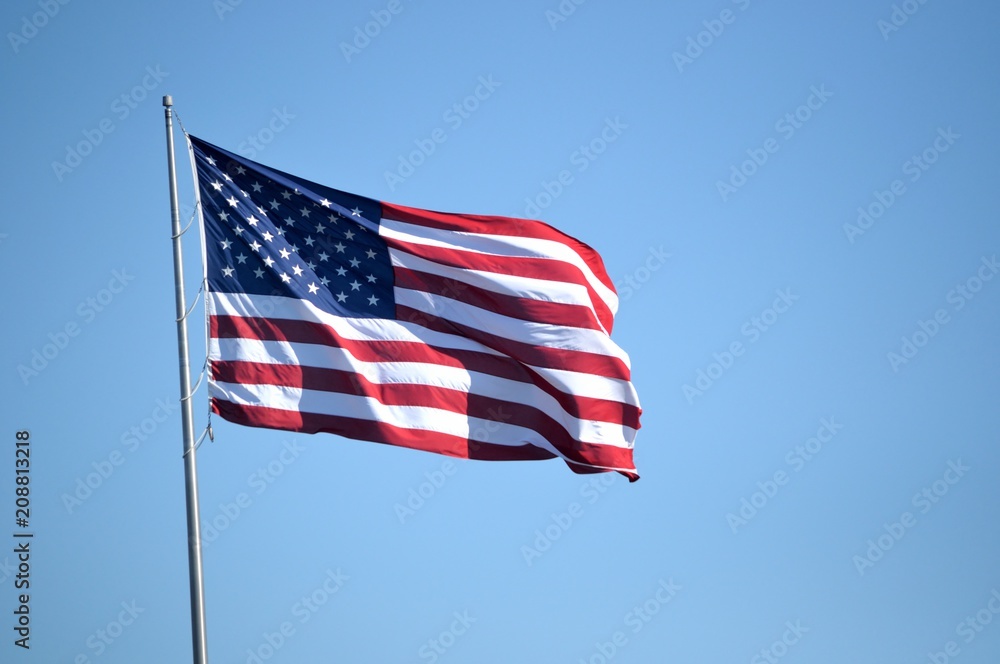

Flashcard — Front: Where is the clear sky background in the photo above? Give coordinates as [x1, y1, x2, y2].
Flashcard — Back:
[2, 0, 999, 662]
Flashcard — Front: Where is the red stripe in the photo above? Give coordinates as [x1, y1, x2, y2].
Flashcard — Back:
[395, 305, 630, 381]
[213, 360, 635, 466]
[381, 201, 616, 294]
[385, 239, 615, 333]
[211, 315, 640, 429]
[394, 266, 603, 332]
[212, 398, 637, 479]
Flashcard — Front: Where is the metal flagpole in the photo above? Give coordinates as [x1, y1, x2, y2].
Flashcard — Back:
[162, 94, 210, 664]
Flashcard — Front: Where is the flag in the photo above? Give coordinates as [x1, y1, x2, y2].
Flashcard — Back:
[188, 135, 641, 480]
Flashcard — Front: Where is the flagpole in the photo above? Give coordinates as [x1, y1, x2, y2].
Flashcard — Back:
[163, 94, 210, 664]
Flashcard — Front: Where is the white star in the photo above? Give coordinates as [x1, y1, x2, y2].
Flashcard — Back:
[318, 251, 329, 262]
[300, 207, 311, 218]
[306, 260, 316, 270]
[234, 226, 245, 235]
[254, 267, 265, 279]
[304, 236, 315, 247]
[315, 223, 326, 233]
[236, 165, 246, 175]
[269, 199, 281, 210]
[222, 266, 235, 277]
[349, 280, 361, 291]
[279, 248, 291, 259]
[344, 230, 355, 240]
[335, 266, 347, 277]
[247, 215, 258, 226]
[367, 295, 379, 306]
[223, 173, 232, 182]
[290, 243, 300, 253]
[251, 182, 262, 192]
[249, 241, 262, 252]
[207, 156, 216, 166]
[211, 181, 223, 192]
[351, 207, 362, 216]
[366, 274, 377, 283]
[307, 282, 319, 294]
[262, 231, 274, 242]
[328, 214, 339, 224]
[240, 190, 249, 198]
[227, 196, 238, 207]
[236, 253, 248, 264]
[293, 265, 304, 276]
[220, 239, 232, 250]
[280, 273, 291, 283]
[349, 258, 360, 268]
[320, 276, 330, 286]
[257, 206, 267, 216]
[284, 217, 295, 227]
[334, 242, 346, 253]
[217, 211, 229, 222]
[281, 190, 292, 200]
[264, 256, 275, 267]
[366, 249, 377, 260]
[276, 227, 285, 236]
[320, 199, 331, 207]
[336, 292, 348, 303]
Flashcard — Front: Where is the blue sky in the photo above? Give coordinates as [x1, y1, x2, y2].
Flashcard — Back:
[2, 0, 999, 662]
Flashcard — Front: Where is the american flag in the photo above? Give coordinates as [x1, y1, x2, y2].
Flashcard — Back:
[188, 135, 641, 480]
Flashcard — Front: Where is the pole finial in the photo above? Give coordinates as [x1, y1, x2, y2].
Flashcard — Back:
[163, 94, 173, 108]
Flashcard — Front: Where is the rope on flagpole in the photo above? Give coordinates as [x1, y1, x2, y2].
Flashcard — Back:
[177, 279, 205, 323]
[172, 202, 201, 239]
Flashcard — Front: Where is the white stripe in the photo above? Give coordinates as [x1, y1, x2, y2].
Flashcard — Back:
[211, 380, 563, 456]
[380, 219, 619, 315]
[388, 246, 596, 310]
[210, 291, 639, 418]
[209, 291, 504, 357]
[394, 287, 632, 367]
[525, 364, 641, 410]
[210, 336, 637, 447]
